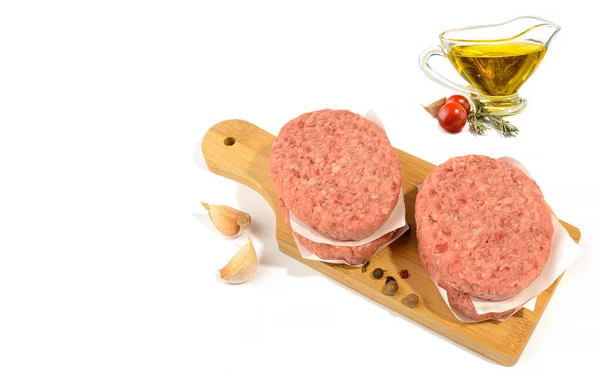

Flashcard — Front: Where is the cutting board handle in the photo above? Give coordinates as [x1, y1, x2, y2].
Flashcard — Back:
[201, 119, 278, 208]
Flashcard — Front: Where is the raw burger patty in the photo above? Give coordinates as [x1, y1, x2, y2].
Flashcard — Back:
[270, 109, 401, 241]
[416, 155, 553, 301]
[279, 198, 394, 265]
[444, 284, 520, 321]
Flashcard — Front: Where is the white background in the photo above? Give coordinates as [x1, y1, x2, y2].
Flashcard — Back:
[1, 1, 599, 372]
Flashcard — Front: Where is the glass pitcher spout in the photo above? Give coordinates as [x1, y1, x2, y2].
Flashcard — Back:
[440, 16, 560, 48]
[505, 16, 560, 47]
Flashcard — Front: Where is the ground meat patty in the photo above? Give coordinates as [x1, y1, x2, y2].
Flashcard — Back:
[279, 197, 393, 265]
[444, 284, 520, 321]
[416, 155, 553, 301]
[270, 109, 401, 241]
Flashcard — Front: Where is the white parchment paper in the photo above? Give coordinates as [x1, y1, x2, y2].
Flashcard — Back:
[419, 156, 582, 322]
[435, 279, 538, 323]
[293, 224, 410, 267]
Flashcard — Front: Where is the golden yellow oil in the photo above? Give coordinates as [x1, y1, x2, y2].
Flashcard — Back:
[447, 42, 547, 97]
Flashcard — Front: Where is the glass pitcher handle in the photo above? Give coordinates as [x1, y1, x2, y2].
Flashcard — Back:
[419, 46, 477, 95]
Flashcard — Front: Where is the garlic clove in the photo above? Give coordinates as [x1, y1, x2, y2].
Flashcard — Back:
[219, 235, 257, 284]
[422, 97, 447, 117]
[201, 202, 251, 238]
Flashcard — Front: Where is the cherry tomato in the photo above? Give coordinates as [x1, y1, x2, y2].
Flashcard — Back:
[446, 95, 471, 113]
[437, 103, 467, 133]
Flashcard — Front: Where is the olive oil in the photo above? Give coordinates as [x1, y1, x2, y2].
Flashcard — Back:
[447, 42, 547, 97]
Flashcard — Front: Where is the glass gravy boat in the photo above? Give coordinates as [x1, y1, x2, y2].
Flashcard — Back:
[419, 16, 560, 116]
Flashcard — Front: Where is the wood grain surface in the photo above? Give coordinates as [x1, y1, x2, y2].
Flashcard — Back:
[201, 119, 581, 366]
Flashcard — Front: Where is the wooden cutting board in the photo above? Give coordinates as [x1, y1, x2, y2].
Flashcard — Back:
[201, 119, 581, 366]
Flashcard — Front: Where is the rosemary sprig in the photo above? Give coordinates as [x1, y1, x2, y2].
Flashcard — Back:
[486, 112, 519, 137]
[469, 97, 520, 137]
[468, 109, 490, 135]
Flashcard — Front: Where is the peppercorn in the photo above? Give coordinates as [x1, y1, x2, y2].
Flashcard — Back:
[372, 268, 384, 279]
[401, 293, 419, 308]
[399, 269, 409, 279]
[382, 276, 398, 296]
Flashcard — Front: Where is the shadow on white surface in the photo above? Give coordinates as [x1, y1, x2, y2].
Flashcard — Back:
[194, 139, 209, 172]
[313, 268, 500, 365]
[235, 183, 315, 278]
[518, 224, 595, 363]
[192, 214, 215, 234]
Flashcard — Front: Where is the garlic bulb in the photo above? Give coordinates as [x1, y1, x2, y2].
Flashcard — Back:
[422, 97, 447, 117]
[219, 235, 257, 284]
[201, 202, 251, 238]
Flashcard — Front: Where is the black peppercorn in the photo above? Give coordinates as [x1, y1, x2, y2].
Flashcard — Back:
[372, 268, 384, 279]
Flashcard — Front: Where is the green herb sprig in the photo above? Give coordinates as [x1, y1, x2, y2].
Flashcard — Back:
[469, 97, 520, 137]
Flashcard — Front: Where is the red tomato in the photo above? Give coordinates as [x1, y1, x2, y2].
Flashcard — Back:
[437, 103, 467, 133]
[446, 95, 471, 113]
